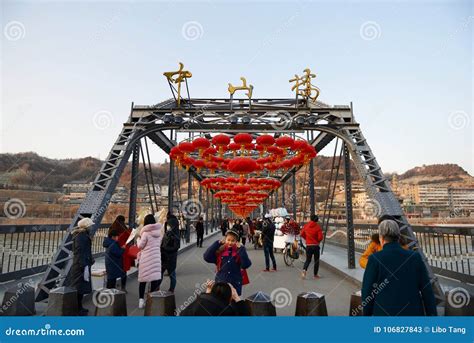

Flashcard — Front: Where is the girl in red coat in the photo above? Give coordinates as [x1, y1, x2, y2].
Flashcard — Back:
[300, 214, 323, 279]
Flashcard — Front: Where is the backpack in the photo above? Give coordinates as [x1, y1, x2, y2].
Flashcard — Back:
[161, 230, 178, 252]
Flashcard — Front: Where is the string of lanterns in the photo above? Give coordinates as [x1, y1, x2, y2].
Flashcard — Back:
[169, 134, 317, 217]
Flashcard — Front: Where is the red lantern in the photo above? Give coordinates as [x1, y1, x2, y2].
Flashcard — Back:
[227, 157, 258, 181]
[228, 142, 241, 157]
[292, 140, 308, 152]
[234, 133, 253, 155]
[202, 147, 217, 160]
[178, 142, 194, 155]
[192, 137, 211, 156]
[181, 156, 195, 170]
[193, 159, 205, 172]
[275, 136, 294, 149]
[234, 133, 253, 146]
[233, 184, 251, 194]
[212, 134, 231, 156]
[256, 135, 275, 149]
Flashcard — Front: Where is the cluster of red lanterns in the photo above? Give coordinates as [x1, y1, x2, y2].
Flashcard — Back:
[169, 134, 317, 217]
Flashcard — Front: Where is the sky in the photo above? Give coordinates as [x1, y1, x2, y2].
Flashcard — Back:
[1, 0, 473, 175]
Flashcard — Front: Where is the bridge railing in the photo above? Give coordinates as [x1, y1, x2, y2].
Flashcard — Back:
[0, 224, 110, 282]
[323, 223, 474, 284]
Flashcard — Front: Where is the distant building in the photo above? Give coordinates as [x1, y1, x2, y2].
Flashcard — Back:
[448, 188, 474, 212]
[63, 181, 91, 194]
[416, 184, 450, 207]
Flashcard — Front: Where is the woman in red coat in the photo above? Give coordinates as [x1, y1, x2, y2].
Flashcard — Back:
[300, 214, 323, 279]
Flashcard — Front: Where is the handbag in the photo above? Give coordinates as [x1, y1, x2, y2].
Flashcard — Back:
[127, 245, 139, 259]
[241, 269, 250, 285]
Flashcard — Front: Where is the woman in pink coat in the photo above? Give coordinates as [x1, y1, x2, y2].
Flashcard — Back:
[137, 214, 162, 309]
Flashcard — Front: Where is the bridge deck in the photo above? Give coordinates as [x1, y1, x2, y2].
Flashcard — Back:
[77, 235, 359, 316]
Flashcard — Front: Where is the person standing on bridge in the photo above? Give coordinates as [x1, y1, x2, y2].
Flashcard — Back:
[241, 219, 249, 245]
[203, 229, 252, 296]
[359, 233, 382, 269]
[70, 217, 95, 316]
[261, 214, 277, 272]
[220, 217, 229, 236]
[362, 219, 437, 316]
[196, 216, 204, 247]
[137, 214, 163, 309]
[103, 229, 126, 290]
[107, 215, 131, 291]
[159, 211, 181, 293]
[300, 214, 323, 279]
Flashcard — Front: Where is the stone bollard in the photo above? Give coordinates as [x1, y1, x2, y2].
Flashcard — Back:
[295, 292, 328, 316]
[0, 282, 36, 316]
[445, 288, 474, 316]
[45, 287, 78, 316]
[94, 288, 127, 316]
[245, 291, 276, 316]
[349, 290, 363, 316]
[144, 291, 176, 316]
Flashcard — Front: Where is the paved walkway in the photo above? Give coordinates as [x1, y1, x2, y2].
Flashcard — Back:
[82, 235, 359, 316]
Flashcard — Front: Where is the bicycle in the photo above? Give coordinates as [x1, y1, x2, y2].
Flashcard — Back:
[283, 237, 306, 266]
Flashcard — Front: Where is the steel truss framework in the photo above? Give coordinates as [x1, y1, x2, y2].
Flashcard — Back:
[36, 98, 443, 303]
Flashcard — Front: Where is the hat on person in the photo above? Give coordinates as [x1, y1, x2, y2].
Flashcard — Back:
[78, 217, 95, 229]
[225, 229, 239, 239]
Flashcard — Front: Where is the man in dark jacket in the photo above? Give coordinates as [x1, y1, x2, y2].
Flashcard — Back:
[160, 211, 181, 292]
[103, 229, 126, 290]
[69, 217, 95, 316]
[362, 219, 437, 316]
[220, 218, 229, 236]
[180, 281, 250, 316]
[195, 217, 204, 247]
[261, 215, 277, 272]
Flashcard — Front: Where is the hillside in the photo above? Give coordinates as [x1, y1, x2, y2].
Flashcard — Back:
[0, 153, 472, 191]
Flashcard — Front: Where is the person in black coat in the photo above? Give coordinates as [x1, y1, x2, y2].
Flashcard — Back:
[195, 217, 204, 247]
[220, 218, 229, 236]
[69, 217, 95, 316]
[103, 229, 126, 289]
[159, 211, 181, 292]
[180, 281, 250, 316]
[232, 219, 244, 242]
[261, 215, 277, 272]
[362, 219, 437, 316]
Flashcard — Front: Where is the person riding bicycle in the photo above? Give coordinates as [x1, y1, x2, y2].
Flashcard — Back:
[281, 216, 300, 257]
